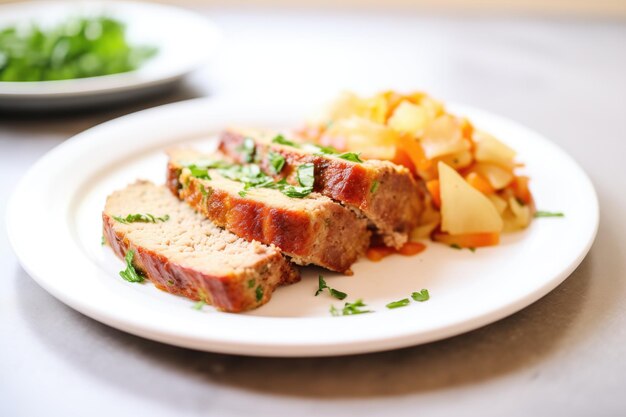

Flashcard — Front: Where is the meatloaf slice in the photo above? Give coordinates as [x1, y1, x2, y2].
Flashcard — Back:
[218, 129, 423, 248]
[167, 149, 370, 274]
[103, 180, 299, 312]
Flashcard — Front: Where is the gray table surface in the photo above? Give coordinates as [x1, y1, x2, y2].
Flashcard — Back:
[2, 8, 625, 417]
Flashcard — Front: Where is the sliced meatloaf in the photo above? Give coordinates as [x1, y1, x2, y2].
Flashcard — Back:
[218, 129, 423, 248]
[103, 180, 299, 312]
[167, 149, 370, 274]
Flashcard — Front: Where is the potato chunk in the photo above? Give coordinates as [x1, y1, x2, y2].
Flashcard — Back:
[439, 162, 503, 234]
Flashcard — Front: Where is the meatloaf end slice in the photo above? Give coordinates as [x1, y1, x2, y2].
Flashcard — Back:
[103, 180, 300, 312]
[218, 129, 424, 248]
[166, 149, 370, 274]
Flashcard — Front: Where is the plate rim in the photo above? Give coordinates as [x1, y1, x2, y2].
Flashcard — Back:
[6, 97, 599, 357]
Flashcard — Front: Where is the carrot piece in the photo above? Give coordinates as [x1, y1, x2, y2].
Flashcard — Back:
[366, 246, 396, 262]
[426, 179, 441, 209]
[367, 242, 427, 261]
[397, 134, 431, 172]
[511, 176, 533, 205]
[391, 147, 416, 174]
[398, 242, 427, 256]
[458, 162, 476, 178]
[433, 232, 500, 248]
[465, 172, 495, 195]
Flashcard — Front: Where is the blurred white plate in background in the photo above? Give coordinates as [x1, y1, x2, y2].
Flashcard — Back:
[0, 1, 219, 110]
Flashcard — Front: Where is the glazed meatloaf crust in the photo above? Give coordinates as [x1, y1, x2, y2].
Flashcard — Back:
[103, 180, 300, 312]
[218, 130, 423, 248]
[166, 149, 370, 274]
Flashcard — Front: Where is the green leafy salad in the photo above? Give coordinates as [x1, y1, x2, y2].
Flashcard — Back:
[0, 16, 157, 82]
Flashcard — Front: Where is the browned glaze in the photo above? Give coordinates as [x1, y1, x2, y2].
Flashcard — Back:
[166, 163, 369, 273]
[218, 130, 423, 248]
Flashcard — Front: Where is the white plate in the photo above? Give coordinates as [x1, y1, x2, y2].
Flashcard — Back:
[6, 98, 598, 357]
[0, 1, 219, 110]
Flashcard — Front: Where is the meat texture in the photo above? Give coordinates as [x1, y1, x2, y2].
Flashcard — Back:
[103, 180, 300, 312]
[167, 149, 370, 274]
[218, 129, 423, 248]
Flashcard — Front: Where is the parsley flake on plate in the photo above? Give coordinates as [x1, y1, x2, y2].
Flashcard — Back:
[330, 299, 372, 316]
[315, 275, 347, 300]
[386, 298, 410, 309]
[192, 300, 206, 311]
[534, 211, 565, 218]
[411, 289, 430, 302]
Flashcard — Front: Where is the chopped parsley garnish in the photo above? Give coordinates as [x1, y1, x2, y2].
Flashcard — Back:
[330, 288, 348, 300]
[255, 285, 264, 302]
[297, 163, 315, 188]
[271, 134, 298, 147]
[338, 152, 363, 163]
[219, 164, 264, 184]
[237, 137, 256, 163]
[302, 143, 339, 155]
[277, 163, 315, 198]
[199, 184, 209, 197]
[315, 275, 327, 296]
[238, 190, 247, 197]
[317, 145, 339, 154]
[411, 289, 430, 302]
[119, 250, 144, 283]
[192, 300, 206, 310]
[268, 150, 286, 174]
[370, 180, 379, 194]
[185, 160, 233, 181]
[247, 279, 256, 289]
[534, 211, 564, 218]
[386, 298, 410, 309]
[330, 299, 373, 316]
[315, 275, 347, 300]
[280, 185, 313, 198]
[188, 164, 211, 180]
[212, 162, 315, 199]
[450, 244, 476, 252]
[167, 279, 174, 286]
[271, 135, 363, 165]
[113, 213, 169, 224]
[101, 234, 106, 245]
[345, 300, 369, 315]
[219, 164, 276, 196]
